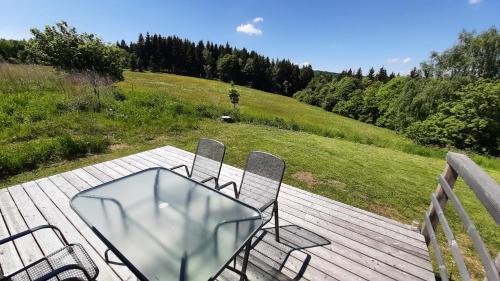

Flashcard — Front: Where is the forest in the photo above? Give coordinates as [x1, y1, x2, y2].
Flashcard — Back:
[294, 27, 499, 156]
[116, 34, 314, 96]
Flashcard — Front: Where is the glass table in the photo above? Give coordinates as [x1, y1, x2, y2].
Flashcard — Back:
[71, 167, 263, 281]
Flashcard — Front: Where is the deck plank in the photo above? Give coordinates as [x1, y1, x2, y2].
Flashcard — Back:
[0, 188, 44, 266]
[0, 199, 24, 276]
[0, 145, 435, 281]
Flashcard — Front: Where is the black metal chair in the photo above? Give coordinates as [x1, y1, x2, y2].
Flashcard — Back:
[218, 225, 331, 281]
[0, 225, 99, 281]
[219, 151, 285, 241]
[170, 138, 226, 189]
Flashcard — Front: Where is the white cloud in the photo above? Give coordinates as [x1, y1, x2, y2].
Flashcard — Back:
[402, 57, 412, 64]
[387, 58, 399, 64]
[253, 17, 264, 23]
[236, 23, 263, 35]
[468, 0, 481, 5]
[300, 61, 311, 67]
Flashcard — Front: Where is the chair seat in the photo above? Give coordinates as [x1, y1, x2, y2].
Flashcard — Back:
[217, 225, 331, 281]
[5, 244, 98, 281]
[217, 254, 295, 281]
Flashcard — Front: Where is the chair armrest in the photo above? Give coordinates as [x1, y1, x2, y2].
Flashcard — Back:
[34, 264, 93, 281]
[0, 225, 69, 246]
[217, 181, 238, 198]
[259, 199, 276, 212]
[170, 164, 190, 176]
[200, 176, 218, 186]
[104, 249, 125, 266]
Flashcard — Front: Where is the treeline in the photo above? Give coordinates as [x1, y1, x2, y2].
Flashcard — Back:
[0, 39, 26, 63]
[295, 27, 499, 155]
[116, 34, 314, 96]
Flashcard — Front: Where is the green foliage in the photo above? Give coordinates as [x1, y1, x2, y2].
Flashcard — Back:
[406, 80, 499, 155]
[294, 27, 500, 156]
[422, 27, 499, 79]
[0, 135, 109, 178]
[228, 81, 240, 110]
[24, 21, 127, 80]
[217, 54, 240, 82]
[0, 64, 204, 179]
[0, 39, 26, 62]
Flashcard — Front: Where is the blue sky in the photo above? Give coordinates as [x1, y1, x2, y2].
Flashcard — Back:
[0, 0, 498, 74]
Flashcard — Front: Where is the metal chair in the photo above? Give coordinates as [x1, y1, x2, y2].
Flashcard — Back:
[170, 138, 226, 189]
[0, 225, 99, 281]
[218, 225, 331, 281]
[219, 151, 285, 241]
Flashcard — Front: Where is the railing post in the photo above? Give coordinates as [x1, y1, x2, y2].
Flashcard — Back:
[421, 164, 458, 244]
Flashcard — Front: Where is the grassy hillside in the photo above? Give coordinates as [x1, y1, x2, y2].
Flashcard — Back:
[118, 71, 499, 169]
[1, 65, 499, 279]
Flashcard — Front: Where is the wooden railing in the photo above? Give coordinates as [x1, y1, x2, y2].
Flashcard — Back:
[421, 152, 500, 281]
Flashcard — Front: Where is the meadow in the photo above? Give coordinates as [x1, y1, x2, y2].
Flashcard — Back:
[1, 64, 499, 279]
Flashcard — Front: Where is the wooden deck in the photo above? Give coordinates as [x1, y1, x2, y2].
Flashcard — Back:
[0, 146, 435, 280]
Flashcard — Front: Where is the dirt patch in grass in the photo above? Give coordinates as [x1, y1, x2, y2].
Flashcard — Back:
[370, 204, 404, 221]
[292, 171, 347, 191]
[292, 171, 319, 186]
[110, 143, 130, 151]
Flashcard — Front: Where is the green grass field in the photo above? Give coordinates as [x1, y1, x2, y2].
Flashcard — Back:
[1, 66, 499, 279]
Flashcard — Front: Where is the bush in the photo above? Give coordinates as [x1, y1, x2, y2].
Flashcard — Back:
[24, 21, 127, 80]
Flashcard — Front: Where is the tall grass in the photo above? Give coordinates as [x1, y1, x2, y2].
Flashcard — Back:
[0, 64, 201, 178]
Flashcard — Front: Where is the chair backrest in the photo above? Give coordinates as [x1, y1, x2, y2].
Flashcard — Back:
[238, 151, 285, 213]
[190, 138, 226, 184]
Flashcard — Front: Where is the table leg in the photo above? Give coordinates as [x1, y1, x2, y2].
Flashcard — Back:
[240, 241, 251, 281]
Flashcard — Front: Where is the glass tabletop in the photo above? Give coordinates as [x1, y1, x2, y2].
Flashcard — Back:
[71, 167, 262, 281]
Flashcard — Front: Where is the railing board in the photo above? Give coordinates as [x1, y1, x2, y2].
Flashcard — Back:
[439, 175, 499, 280]
[430, 193, 470, 281]
[424, 213, 449, 281]
[447, 152, 500, 225]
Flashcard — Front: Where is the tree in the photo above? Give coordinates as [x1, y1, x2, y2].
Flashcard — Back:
[217, 53, 240, 82]
[409, 67, 420, 78]
[376, 67, 388, 82]
[228, 81, 240, 110]
[355, 68, 363, 79]
[422, 27, 499, 79]
[367, 67, 375, 80]
[24, 21, 127, 80]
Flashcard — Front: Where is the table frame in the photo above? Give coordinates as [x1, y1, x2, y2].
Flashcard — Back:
[71, 167, 263, 281]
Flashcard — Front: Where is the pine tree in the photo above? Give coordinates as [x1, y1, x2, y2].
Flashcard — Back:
[355, 68, 363, 79]
[367, 67, 375, 80]
[376, 67, 388, 82]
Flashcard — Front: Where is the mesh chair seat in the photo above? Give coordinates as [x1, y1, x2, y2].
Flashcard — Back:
[4, 244, 98, 281]
[218, 225, 330, 281]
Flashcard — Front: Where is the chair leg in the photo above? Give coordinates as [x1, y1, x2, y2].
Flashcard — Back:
[274, 202, 280, 242]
